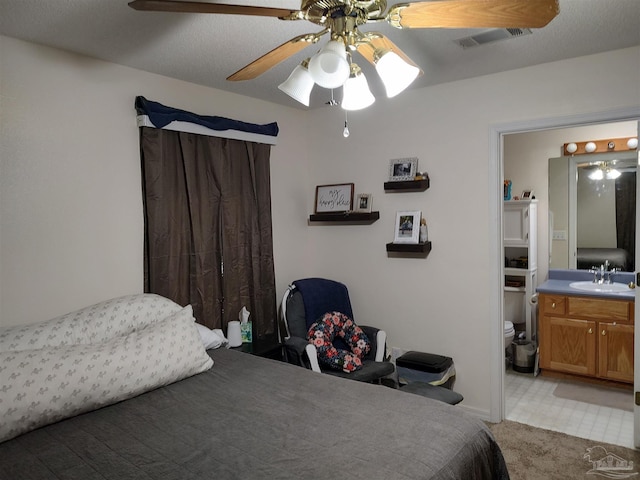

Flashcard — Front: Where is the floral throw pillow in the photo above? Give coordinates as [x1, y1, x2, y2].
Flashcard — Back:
[307, 312, 371, 373]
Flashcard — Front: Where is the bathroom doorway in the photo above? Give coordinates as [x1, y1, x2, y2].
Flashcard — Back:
[491, 108, 640, 448]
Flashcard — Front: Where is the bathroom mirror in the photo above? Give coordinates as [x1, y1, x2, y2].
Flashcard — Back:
[548, 151, 637, 271]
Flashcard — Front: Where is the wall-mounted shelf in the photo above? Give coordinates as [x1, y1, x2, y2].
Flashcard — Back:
[386, 241, 432, 254]
[384, 179, 430, 192]
[309, 211, 380, 223]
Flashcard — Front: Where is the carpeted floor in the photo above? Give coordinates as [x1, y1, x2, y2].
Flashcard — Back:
[487, 420, 640, 480]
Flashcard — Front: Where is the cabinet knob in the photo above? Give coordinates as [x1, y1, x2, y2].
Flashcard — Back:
[551, 302, 556, 308]
[588, 328, 593, 334]
[601, 329, 606, 336]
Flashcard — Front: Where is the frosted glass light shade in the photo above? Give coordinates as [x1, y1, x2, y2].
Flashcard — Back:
[585, 141, 597, 153]
[342, 69, 375, 111]
[375, 51, 420, 98]
[628, 137, 638, 149]
[308, 40, 350, 89]
[566, 143, 577, 154]
[606, 168, 621, 180]
[588, 168, 604, 180]
[278, 62, 314, 106]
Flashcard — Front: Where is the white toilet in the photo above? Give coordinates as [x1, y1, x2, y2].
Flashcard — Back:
[504, 321, 515, 351]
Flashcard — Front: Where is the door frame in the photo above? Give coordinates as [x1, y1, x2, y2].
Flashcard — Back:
[488, 106, 640, 427]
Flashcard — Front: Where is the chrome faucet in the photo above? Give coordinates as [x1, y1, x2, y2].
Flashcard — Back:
[590, 260, 616, 284]
[605, 267, 618, 284]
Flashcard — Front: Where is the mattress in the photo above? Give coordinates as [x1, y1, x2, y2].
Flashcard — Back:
[0, 348, 509, 480]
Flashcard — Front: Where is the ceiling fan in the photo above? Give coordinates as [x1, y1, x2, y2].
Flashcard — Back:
[129, 0, 559, 108]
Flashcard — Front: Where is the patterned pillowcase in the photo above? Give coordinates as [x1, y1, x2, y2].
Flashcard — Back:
[0, 305, 213, 443]
[307, 311, 371, 373]
[0, 294, 183, 352]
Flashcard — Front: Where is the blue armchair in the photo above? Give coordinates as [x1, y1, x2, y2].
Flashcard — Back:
[279, 278, 395, 383]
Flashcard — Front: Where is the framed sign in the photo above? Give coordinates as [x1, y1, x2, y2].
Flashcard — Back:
[521, 189, 534, 200]
[389, 157, 418, 181]
[314, 183, 354, 213]
[355, 193, 372, 213]
[394, 210, 421, 244]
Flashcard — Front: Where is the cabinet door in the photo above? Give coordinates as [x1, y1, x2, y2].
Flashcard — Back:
[504, 206, 530, 245]
[540, 315, 596, 376]
[598, 322, 634, 383]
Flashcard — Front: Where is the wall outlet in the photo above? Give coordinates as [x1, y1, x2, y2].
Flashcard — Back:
[552, 230, 567, 241]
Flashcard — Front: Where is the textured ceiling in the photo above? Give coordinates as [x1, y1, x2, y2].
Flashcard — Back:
[1, 0, 639, 109]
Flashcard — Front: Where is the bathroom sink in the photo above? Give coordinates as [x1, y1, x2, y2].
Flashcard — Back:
[569, 281, 632, 293]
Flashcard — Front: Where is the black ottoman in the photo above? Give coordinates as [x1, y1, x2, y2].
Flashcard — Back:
[400, 381, 464, 405]
[396, 351, 456, 389]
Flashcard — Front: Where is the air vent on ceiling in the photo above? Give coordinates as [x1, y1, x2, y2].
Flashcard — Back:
[456, 28, 532, 49]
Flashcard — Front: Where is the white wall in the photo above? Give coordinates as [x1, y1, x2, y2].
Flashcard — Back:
[0, 35, 311, 324]
[1, 34, 639, 417]
[295, 46, 640, 413]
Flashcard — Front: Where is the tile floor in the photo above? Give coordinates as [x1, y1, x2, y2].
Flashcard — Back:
[505, 368, 635, 449]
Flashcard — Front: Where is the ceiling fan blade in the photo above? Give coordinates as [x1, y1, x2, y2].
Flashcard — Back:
[129, 0, 300, 19]
[357, 34, 423, 74]
[386, 0, 559, 29]
[227, 33, 323, 81]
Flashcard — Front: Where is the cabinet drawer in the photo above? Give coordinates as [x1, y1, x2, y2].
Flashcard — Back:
[541, 295, 566, 315]
[567, 296, 630, 322]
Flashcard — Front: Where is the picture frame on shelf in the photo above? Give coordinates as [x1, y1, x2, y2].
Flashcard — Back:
[521, 189, 533, 200]
[393, 210, 421, 244]
[388, 157, 418, 182]
[314, 183, 354, 213]
[355, 193, 372, 213]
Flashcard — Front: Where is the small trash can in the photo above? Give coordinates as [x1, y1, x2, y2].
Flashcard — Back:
[512, 340, 536, 373]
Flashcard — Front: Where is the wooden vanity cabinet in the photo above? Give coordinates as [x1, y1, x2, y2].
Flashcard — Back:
[539, 293, 634, 384]
[598, 321, 634, 383]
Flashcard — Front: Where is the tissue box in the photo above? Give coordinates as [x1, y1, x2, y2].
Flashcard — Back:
[240, 322, 252, 343]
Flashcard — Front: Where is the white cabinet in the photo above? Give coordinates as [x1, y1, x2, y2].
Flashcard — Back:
[504, 200, 538, 341]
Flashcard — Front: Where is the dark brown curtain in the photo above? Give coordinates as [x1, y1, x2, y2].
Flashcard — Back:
[615, 171, 636, 271]
[140, 126, 277, 340]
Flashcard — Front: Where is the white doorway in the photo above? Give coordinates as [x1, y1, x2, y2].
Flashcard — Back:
[488, 107, 640, 448]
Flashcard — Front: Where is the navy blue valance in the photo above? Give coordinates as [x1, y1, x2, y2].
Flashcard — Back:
[135, 96, 279, 145]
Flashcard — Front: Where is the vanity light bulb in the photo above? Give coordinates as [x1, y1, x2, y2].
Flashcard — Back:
[628, 137, 638, 149]
[585, 142, 597, 153]
[566, 143, 577, 154]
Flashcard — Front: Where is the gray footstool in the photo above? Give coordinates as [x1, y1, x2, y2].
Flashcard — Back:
[400, 381, 464, 405]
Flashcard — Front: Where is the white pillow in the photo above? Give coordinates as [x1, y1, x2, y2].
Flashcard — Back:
[0, 293, 183, 352]
[0, 305, 213, 443]
[195, 323, 228, 349]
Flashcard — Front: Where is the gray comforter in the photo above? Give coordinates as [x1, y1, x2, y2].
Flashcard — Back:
[0, 348, 509, 479]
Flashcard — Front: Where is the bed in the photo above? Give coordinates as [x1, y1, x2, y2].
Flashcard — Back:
[0, 294, 509, 480]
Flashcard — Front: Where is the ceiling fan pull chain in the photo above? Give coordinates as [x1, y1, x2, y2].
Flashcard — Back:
[326, 88, 338, 106]
[343, 110, 350, 138]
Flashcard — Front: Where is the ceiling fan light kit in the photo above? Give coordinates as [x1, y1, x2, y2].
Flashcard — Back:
[342, 64, 375, 111]
[129, 0, 560, 109]
[308, 39, 351, 89]
[587, 162, 621, 181]
[278, 59, 315, 106]
[375, 50, 421, 98]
